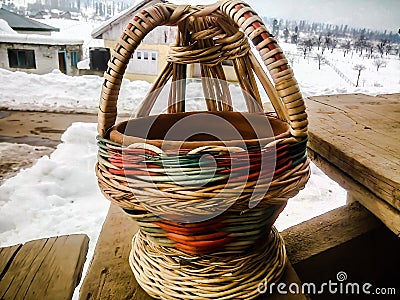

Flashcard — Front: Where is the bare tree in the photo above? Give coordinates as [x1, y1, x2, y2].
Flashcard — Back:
[342, 40, 351, 57]
[377, 40, 387, 58]
[354, 37, 367, 55]
[272, 19, 279, 37]
[316, 34, 323, 50]
[366, 41, 374, 58]
[321, 44, 327, 55]
[385, 43, 392, 56]
[290, 33, 298, 44]
[298, 39, 314, 59]
[286, 53, 295, 66]
[283, 28, 289, 43]
[330, 38, 338, 53]
[353, 64, 366, 87]
[315, 53, 325, 70]
[372, 58, 387, 71]
[324, 36, 331, 50]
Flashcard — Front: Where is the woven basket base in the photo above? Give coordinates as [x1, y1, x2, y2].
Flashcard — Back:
[129, 227, 287, 300]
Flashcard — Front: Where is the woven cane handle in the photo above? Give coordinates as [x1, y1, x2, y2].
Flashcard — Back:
[98, 0, 308, 139]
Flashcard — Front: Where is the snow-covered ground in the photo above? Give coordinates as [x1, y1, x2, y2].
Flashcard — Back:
[280, 43, 400, 96]
[0, 40, 398, 113]
[0, 124, 109, 247]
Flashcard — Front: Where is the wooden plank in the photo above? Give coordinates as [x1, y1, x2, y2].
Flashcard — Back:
[309, 148, 400, 236]
[292, 226, 400, 300]
[308, 103, 400, 159]
[25, 235, 89, 299]
[0, 244, 21, 276]
[306, 93, 400, 211]
[0, 234, 89, 300]
[80, 204, 307, 300]
[311, 93, 400, 122]
[308, 130, 400, 211]
[348, 192, 400, 237]
[281, 200, 400, 300]
[79, 204, 149, 300]
[307, 97, 400, 159]
[281, 201, 383, 265]
[376, 93, 400, 102]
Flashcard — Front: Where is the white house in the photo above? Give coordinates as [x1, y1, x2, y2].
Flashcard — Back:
[0, 9, 83, 75]
[0, 34, 83, 75]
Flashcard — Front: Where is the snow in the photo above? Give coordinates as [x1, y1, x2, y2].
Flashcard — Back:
[0, 68, 151, 114]
[0, 41, 399, 113]
[0, 19, 17, 35]
[0, 33, 83, 45]
[77, 58, 90, 69]
[279, 43, 400, 97]
[0, 123, 110, 300]
[0, 123, 109, 247]
[39, 18, 104, 58]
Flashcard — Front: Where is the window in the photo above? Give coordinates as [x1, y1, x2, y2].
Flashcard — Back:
[70, 51, 80, 68]
[127, 49, 158, 75]
[8, 49, 36, 69]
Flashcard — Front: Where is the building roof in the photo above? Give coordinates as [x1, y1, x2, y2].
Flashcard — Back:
[0, 8, 59, 32]
[91, 0, 160, 39]
[0, 18, 16, 34]
[0, 33, 83, 45]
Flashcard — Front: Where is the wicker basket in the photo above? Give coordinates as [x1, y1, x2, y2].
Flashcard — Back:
[96, 0, 310, 298]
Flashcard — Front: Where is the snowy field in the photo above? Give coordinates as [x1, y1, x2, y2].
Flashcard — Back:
[0, 40, 399, 113]
[0, 17, 399, 298]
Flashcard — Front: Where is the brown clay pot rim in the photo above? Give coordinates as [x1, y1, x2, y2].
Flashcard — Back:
[109, 111, 290, 149]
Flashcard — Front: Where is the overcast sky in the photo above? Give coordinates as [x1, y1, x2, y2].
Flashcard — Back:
[171, 0, 399, 32]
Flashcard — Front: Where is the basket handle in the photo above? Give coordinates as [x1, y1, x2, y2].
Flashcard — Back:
[98, 0, 308, 139]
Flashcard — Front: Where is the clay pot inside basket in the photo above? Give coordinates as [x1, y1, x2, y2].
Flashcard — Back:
[109, 111, 290, 149]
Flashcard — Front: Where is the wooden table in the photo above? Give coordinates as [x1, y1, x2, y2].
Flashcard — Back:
[0, 234, 89, 300]
[306, 93, 400, 236]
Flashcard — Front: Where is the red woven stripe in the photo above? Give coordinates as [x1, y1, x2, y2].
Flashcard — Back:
[234, 4, 286, 71]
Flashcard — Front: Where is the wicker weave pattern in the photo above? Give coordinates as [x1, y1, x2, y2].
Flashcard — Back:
[96, 135, 310, 214]
[129, 227, 286, 300]
[95, 0, 311, 255]
[95, 1, 311, 298]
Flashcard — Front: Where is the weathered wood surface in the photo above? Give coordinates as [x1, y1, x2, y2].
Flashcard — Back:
[79, 204, 149, 300]
[306, 93, 400, 232]
[80, 204, 306, 300]
[0, 234, 89, 300]
[309, 148, 400, 236]
[282, 201, 383, 265]
[282, 201, 400, 300]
